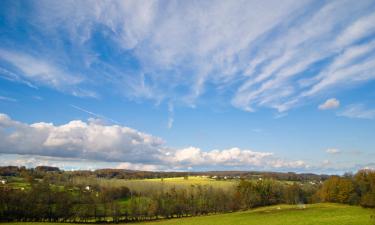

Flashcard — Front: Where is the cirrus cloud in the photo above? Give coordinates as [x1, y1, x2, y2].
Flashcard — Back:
[2, 1, 375, 112]
[338, 104, 375, 119]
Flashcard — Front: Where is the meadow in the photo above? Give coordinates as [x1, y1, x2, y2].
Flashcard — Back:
[142, 203, 374, 225]
[1, 203, 373, 225]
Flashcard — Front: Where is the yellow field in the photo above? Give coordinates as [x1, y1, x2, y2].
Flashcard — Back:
[70, 176, 237, 194]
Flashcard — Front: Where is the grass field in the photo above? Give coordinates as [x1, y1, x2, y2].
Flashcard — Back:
[141, 203, 374, 225]
[2, 203, 373, 225]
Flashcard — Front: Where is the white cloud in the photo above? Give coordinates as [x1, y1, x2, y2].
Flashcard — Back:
[0, 113, 165, 163]
[338, 104, 375, 119]
[318, 98, 340, 110]
[336, 12, 375, 46]
[326, 148, 341, 154]
[164, 147, 308, 170]
[0, 112, 307, 170]
[304, 40, 375, 97]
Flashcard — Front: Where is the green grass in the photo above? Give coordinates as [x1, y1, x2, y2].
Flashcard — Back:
[141, 203, 373, 225]
[2, 203, 373, 225]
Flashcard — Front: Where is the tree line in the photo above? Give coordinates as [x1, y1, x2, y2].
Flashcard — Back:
[0, 168, 374, 223]
[0, 166, 329, 181]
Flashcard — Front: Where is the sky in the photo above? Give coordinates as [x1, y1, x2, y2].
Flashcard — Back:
[0, 0, 375, 174]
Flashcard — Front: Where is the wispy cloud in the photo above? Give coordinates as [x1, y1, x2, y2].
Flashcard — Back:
[233, 2, 375, 112]
[0, 49, 81, 87]
[0, 95, 17, 102]
[0, 49, 97, 98]
[338, 104, 375, 119]
[0, 67, 38, 89]
[167, 102, 174, 129]
[1, 1, 375, 112]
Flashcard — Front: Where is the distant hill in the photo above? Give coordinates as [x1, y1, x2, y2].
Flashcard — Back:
[0, 166, 329, 181]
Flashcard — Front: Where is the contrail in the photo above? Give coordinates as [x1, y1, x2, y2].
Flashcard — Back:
[70, 104, 121, 125]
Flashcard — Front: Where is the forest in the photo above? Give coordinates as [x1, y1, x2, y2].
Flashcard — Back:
[0, 166, 374, 223]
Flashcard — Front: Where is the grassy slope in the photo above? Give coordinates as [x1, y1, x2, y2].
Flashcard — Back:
[143, 203, 373, 225]
[3, 204, 373, 225]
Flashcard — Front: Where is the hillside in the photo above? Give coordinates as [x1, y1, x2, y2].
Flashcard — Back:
[2, 204, 373, 225]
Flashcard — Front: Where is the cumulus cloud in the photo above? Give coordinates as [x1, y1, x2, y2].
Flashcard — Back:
[318, 98, 340, 110]
[338, 104, 375, 119]
[0, 113, 165, 163]
[326, 148, 341, 154]
[168, 147, 273, 167]
[0, 113, 308, 171]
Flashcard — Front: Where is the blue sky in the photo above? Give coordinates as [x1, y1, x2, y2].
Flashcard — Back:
[0, 0, 375, 173]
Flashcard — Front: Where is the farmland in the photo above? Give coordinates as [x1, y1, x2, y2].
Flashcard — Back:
[1, 167, 375, 224]
[71, 176, 238, 193]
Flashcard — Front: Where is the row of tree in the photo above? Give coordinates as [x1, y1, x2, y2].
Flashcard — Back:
[0, 178, 316, 222]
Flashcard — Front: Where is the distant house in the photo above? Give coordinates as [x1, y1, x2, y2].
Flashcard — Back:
[85, 185, 91, 191]
[0, 179, 6, 185]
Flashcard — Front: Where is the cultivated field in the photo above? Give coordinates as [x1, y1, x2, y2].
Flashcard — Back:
[70, 176, 238, 193]
[2, 203, 373, 225]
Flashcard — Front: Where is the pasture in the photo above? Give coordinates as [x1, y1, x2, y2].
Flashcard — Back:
[141, 203, 374, 225]
[2, 203, 373, 225]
